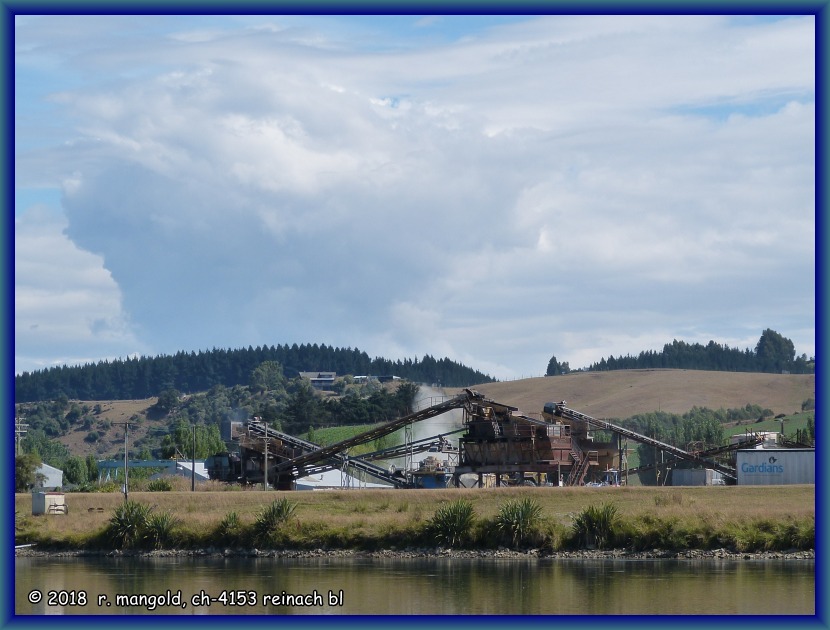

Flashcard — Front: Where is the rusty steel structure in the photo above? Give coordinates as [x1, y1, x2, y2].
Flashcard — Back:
[548, 402, 738, 481]
[206, 389, 742, 489]
[451, 398, 621, 487]
[207, 390, 483, 489]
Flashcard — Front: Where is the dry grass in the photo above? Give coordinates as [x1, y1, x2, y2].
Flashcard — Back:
[15, 485, 814, 549]
[55, 398, 160, 459]
[460, 369, 815, 419]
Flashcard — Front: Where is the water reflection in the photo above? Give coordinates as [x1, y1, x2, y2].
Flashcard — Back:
[16, 556, 814, 615]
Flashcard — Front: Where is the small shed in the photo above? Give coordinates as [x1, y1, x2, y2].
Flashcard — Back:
[32, 491, 67, 515]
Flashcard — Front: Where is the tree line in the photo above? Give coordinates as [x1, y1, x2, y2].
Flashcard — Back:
[621, 404, 766, 485]
[15, 343, 494, 403]
[155, 367, 422, 437]
[15, 360, 424, 479]
[547, 329, 814, 375]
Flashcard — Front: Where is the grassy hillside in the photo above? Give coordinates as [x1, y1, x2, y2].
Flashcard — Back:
[461, 369, 815, 420]
[55, 398, 161, 459]
[51, 369, 814, 460]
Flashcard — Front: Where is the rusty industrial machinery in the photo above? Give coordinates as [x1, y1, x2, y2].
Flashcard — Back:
[451, 398, 621, 487]
[206, 389, 483, 489]
[545, 402, 739, 482]
[206, 390, 740, 489]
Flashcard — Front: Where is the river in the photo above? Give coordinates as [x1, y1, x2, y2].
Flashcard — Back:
[15, 555, 814, 616]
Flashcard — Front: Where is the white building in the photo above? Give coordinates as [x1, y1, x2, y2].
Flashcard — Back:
[34, 463, 63, 490]
[295, 469, 391, 490]
[736, 449, 815, 485]
[299, 371, 337, 390]
[150, 461, 210, 482]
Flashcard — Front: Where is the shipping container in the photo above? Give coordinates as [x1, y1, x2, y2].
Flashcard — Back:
[31, 492, 67, 515]
[736, 449, 815, 485]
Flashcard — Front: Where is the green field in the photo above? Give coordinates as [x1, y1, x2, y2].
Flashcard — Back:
[304, 424, 405, 457]
[724, 411, 813, 441]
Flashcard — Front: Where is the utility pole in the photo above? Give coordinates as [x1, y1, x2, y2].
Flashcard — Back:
[113, 422, 132, 503]
[263, 421, 269, 491]
[15, 415, 28, 456]
[191, 425, 196, 492]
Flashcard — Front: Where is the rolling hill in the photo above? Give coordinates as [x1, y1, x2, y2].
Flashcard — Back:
[457, 369, 816, 420]
[53, 368, 814, 460]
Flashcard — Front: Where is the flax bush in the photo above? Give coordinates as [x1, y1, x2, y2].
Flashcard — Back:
[571, 503, 619, 550]
[147, 478, 174, 492]
[495, 497, 544, 548]
[145, 511, 180, 549]
[107, 500, 152, 549]
[252, 498, 297, 546]
[428, 499, 476, 548]
[214, 511, 244, 546]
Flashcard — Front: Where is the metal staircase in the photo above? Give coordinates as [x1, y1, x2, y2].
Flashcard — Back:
[566, 439, 595, 486]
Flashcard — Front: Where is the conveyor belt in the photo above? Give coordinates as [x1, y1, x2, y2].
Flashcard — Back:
[246, 420, 410, 487]
[275, 390, 480, 476]
[551, 403, 737, 479]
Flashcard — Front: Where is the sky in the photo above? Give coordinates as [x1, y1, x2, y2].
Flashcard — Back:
[13, 14, 815, 381]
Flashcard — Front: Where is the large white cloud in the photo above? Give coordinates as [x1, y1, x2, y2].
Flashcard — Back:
[14, 15, 815, 378]
[14, 205, 145, 373]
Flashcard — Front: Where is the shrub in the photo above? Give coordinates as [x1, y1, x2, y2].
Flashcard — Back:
[725, 517, 815, 552]
[427, 499, 476, 548]
[791, 517, 816, 550]
[145, 512, 180, 549]
[215, 511, 244, 547]
[572, 503, 619, 550]
[538, 521, 570, 552]
[107, 501, 152, 549]
[653, 492, 683, 507]
[495, 498, 543, 548]
[14, 510, 36, 545]
[147, 478, 174, 492]
[252, 498, 297, 546]
[622, 515, 692, 551]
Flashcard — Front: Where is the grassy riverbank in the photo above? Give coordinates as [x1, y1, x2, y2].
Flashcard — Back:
[15, 484, 814, 554]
